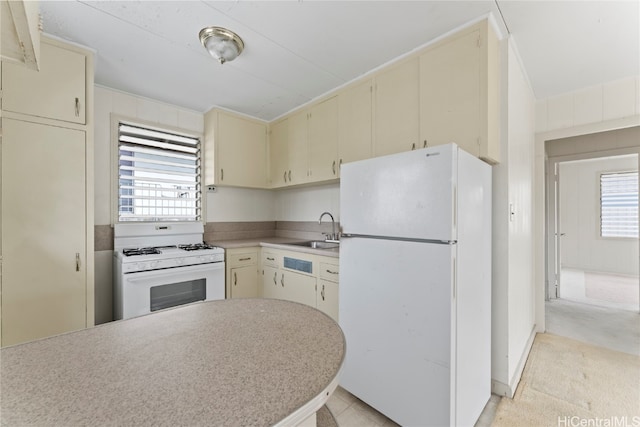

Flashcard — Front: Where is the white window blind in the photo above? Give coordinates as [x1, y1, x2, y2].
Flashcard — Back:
[600, 171, 638, 238]
[118, 123, 201, 222]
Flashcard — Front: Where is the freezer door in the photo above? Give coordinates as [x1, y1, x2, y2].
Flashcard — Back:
[340, 144, 456, 241]
[339, 237, 454, 426]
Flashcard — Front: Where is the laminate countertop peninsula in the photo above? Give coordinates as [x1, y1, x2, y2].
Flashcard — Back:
[0, 299, 345, 427]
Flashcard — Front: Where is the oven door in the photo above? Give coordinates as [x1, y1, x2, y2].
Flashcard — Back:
[121, 262, 225, 320]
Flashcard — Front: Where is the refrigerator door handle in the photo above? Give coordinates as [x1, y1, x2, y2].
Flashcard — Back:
[341, 233, 455, 245]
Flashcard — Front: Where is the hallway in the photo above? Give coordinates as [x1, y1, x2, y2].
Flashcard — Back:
[546, 298, 640, 355]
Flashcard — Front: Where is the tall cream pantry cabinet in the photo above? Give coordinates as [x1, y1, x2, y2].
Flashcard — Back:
[0, 36, 94, 347]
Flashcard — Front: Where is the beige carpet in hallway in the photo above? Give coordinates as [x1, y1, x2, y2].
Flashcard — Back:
[492, 333, 640, 426]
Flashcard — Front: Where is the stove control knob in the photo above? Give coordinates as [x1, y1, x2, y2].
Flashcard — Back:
[175, 258, 185, 266]
[150, 261, 159, 269]
[137, 262, 147, 270]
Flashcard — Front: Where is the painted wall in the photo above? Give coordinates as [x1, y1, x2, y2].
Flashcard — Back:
[491, 39, 536, 397]
[273, 183, 340, 222]
[559, 155, 638, 276]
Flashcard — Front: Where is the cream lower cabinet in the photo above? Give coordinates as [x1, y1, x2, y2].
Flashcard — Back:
[260, 248, 339, 322]
[1, 118, 90, 347]
[317, 260, 339, 322]
[226, 248, 259, 298]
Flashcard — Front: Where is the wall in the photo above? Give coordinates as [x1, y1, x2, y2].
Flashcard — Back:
[491, 38, 536, 398]
[273, 183, 340, 222]
[559, 156, 638, 275]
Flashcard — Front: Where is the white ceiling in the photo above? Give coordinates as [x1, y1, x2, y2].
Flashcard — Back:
[39, 1, 640, 122]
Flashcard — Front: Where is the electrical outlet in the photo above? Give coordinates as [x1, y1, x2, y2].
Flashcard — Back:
[207, 185, 217, 192]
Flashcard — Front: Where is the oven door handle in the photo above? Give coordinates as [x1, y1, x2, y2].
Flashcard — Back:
[124, 262, 225, 282]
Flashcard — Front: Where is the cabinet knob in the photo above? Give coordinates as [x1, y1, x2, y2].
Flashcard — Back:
[74, 97, 80, 117]
[221, 168, 224, 181]
[411, 142, 416, 151]
[321, 284, 325, 301]
[273, 272, 277, 285]
[234, 272, 237, 285]
[332, 160, 336, 175]
[423, 140, 427, 148]
[281, 274, 285, 287]
[283, 171, 287, 183]
[288, 170, 291, 181]
[75, 253, 81, 272]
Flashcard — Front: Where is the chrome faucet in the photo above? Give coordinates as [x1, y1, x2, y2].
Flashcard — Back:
[319, 211, 338, 241]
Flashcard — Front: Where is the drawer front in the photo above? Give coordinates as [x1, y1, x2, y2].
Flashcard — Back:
[261, 252, 279, 267]
[319, 262, 340, 282]
[228, 252, 257, 267]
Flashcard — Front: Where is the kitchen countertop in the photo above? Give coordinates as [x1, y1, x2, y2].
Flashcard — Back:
[212, 237, 340, 258]
[0, 299, 345, 426]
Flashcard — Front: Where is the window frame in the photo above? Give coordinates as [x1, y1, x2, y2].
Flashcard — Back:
[111, 115, 205, 225]
[598, 169, 638, 240]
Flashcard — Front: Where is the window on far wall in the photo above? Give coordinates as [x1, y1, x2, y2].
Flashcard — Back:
[600, 171, 638, 238]
[117, 122, 201, 222]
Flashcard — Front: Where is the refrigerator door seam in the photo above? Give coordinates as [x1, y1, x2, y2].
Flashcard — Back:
[341, 233, 456, 245]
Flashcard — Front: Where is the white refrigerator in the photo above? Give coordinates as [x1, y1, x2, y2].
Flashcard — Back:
[339, 143, 492, 427]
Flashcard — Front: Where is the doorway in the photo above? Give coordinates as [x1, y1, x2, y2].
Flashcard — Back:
[547, 153, 639, 312]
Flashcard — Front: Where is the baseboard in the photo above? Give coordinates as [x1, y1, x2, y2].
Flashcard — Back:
[491, 326, 537, 398]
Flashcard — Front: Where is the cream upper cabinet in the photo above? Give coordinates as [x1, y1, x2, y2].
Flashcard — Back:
[269, 118, 289, 187]
[2, 38, 86, 124]
[338, 79, 373, 173]
[287, 109, 309, 186]
[308, 96, 339, 182]
[419, 21, 500, 164]
[373, 57, 420, 157]
[204, 109, 268, 188]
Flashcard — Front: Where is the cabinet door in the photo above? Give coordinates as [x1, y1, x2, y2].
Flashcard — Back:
[420, 30, 481, 157]
[269, 118, 289, 187]
[230, 265, 259, 298]
[287, 110, 309, 185]
[281, 271, 316, 308]
[308, 97, 338, 182]
[262, 266, 281, 299]
[373, 58, 420, 157]
[2, 118, 87, 346]
[217, 112, 268, 188]
[338, 79, 373, 170]
[2, 41, 86, 124]
[317, 279, 339, 323]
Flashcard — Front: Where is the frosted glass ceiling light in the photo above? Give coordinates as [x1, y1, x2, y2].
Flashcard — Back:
[199, 26, 244, 64]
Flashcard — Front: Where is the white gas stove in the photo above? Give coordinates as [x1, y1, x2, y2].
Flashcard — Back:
[114, 223, 225, 320]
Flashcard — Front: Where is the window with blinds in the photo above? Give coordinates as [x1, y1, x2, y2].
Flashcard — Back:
[600, 171, 638, 238]
[118, 123, 201, 222]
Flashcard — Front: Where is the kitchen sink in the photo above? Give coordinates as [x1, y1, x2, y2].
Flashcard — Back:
[288, 240, 340, 250]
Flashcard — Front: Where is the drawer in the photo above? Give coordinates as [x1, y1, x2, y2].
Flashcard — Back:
[228, 252, 257, 267]
[319, 262, 340, 282]
[261, 251, 279, 267]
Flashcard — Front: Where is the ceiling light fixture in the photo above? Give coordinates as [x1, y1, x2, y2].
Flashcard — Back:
[199, 26, 244, 64]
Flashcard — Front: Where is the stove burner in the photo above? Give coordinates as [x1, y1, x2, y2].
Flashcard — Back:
[123, 247, 162, 257]
[178, 243, 217, 251]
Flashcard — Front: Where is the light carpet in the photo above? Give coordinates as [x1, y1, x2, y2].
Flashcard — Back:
[492, 333, 640, 427]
